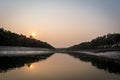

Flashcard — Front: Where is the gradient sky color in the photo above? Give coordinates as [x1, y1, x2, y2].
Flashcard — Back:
[0, 0, 120, 48]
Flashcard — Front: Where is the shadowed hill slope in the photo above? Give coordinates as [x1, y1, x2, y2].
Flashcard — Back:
[0, 28, 55, 49]
[69, 33, 120, 50]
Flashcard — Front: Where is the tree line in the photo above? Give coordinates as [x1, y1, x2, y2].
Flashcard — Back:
[0, 28, 55, 49]
[69, 33, 120, 50]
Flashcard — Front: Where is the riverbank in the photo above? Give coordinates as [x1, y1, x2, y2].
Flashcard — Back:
[0, 46, 55, 57]
[67, 48, 120, 53]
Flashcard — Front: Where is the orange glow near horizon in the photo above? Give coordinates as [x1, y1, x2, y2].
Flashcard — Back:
[0, 0, 120, 48]
[31, 32, 36, 37]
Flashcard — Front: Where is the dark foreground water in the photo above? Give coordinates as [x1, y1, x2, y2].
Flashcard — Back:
[0, 50, 120, 80]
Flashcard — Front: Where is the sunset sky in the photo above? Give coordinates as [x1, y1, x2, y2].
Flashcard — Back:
[0, 0, 120, 48]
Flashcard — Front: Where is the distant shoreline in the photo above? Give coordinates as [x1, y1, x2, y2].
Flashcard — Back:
[67, 48, 120, 53]
[0, 46, 120, 54]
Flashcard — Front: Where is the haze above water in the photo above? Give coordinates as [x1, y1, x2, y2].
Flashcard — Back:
[0, 47, 120, 80]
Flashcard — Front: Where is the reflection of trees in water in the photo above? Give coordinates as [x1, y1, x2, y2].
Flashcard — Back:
[0, 53, 54, 73]
[67, 52, 120, 75]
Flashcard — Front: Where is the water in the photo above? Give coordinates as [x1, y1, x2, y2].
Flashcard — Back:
[0, 46, 54, 56]
[0, 47, 120, 80]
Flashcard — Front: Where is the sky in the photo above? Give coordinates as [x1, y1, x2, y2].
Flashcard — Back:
[0, 0, 120, 48]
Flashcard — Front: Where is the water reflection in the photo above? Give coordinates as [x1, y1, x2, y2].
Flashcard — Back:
[0, 53, 54, 73]
[1, 51, 120, 76]
[66, 52, 120, 75]
[27, 64, 33, 68]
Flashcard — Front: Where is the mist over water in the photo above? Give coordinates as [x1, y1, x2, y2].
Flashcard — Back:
[0, 47, 120, 80]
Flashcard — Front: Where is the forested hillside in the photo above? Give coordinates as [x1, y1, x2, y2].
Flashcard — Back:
[0, 28, 55, 49]
[69, 33, 120, 50]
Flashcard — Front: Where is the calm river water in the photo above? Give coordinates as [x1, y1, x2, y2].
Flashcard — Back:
[0, 50, 120, 80]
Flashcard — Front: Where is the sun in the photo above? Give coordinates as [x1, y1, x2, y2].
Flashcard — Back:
[31, 32, 36, 37]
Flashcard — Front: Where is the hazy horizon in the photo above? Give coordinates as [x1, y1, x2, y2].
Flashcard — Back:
[0, 0, 120, 48]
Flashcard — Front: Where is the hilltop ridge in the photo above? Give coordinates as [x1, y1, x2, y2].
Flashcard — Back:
[0, 28, 55, 49]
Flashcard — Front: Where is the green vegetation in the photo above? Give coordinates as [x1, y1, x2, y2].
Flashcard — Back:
[69, 33, 120, 50]
[0, 28, 55, 49]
